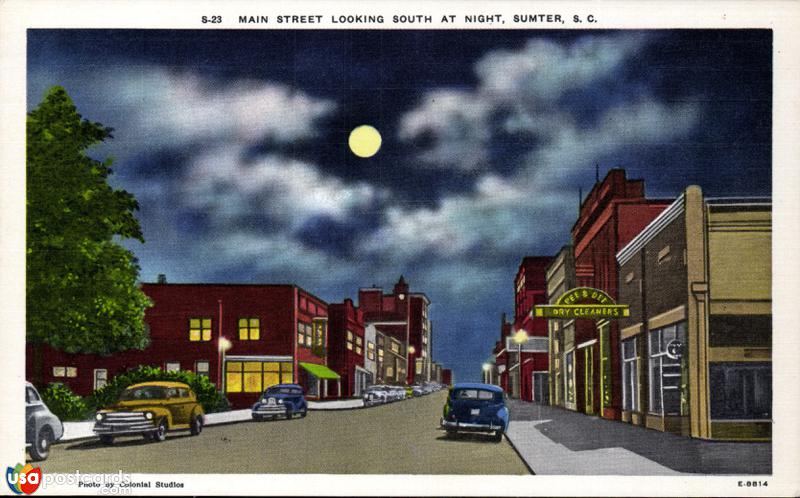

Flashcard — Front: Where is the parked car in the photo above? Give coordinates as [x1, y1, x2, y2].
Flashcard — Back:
[252, 384, 307, 420]
[25, 382, 63, 461]
[93, 381, 205, 445]
[362, 385, 389, 406]
[440, 383, 508, 442]
[410, 384, 424, 397]
[390, 386, 406, 401]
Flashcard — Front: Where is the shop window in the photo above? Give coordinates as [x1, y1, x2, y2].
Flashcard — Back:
[565, 351, 575, 404]
[189, 317, 212, 342]
[226, 362, 243, 393]
[196, 360, 210, 377]
[281, 362, 293, 384]
[243, 362, 262, 392]
[263, 362, 281, 389]
[648, 322, 688, 416]
[710, 363, 771, 420]
[238, 318, 260, 340]
[621, 337, 639, 412]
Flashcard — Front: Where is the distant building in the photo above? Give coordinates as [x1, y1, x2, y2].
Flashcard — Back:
[510, 257, 552, 402]
[441, 369, 453, 386]
[328, 298, 370, 397]
[358, 276, 432, 384]
[29, 283, 341, 408]
[616, 187, 771, 440]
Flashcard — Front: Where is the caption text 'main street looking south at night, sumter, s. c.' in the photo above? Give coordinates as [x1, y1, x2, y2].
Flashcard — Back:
[237, 14, 567, 24]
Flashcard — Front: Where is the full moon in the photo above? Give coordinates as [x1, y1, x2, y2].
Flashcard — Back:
[348, 125, 382, 158]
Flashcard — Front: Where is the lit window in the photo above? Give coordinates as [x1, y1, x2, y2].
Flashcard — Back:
[346, 330, 354, 351]
[196, 361, 210, 377]
[367, 342, 375, 361]
[243, 362, 262, 393]
[263, 362, 281, 389]
[226, 362, 243, 393]
[52, 366, 66, 377]
[298, 323, 305, 345]
[66, 367, 77, 378]
[280, 362, 293, 384]
[313, 319, 326, 347]
[356, 336, 363, 347]
[238, 317, 260, 340]
[165, 362, 180, 372]
[189, 318, 212, 342]
[93, 369, 107, 390]
[356, 346, 363, 356]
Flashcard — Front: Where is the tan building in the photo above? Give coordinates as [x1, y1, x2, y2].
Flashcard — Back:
[546, 246, 576, 410]
[616, 186, 771, 440]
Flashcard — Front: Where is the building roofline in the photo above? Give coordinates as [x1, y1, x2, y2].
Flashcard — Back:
[141, 282, 328, 305]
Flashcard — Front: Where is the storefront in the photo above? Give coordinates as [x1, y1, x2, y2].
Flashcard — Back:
[299, 362, 341, 399]
[223, 355, 294, 407]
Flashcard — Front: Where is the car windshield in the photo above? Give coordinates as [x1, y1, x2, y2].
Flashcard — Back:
[452, 389, 496, 401]
[119, 386, 168, 400]
[266, 387, 298, 395]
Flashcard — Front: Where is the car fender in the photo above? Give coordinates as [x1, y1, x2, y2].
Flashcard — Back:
[498, 406, 510, 431]
[144, 407, 172, 427]
[190, 405, 205, 422]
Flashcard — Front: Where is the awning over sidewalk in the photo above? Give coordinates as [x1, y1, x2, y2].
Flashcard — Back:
[299, 362, 341, 380]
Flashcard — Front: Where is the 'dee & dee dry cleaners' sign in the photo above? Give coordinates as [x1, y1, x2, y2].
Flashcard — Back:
[532, 287, 630, 319]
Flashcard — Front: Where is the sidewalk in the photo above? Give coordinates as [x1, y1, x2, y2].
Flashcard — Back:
[59, 398, 366, 443]
[503, 399, 771, 475]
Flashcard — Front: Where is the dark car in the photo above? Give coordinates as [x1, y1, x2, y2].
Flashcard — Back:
[252, 384, 307, 420]
[26, 382, 64, 461]
[440, 383, 508, 442]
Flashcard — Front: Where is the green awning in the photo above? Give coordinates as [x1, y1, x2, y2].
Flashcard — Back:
[299, 362, 341, 380]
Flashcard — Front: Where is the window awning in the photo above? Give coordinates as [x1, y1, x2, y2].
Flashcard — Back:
[299, 362, 341, 380]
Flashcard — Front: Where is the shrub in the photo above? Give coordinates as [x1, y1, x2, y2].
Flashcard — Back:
[40, 383, 90, 421]
[86, 365, 229, 414]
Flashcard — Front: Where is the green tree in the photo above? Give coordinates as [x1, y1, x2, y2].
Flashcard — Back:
[27, 86, 152, 384]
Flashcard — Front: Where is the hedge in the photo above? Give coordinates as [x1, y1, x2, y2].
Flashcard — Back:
[87, 365, 230, 414]
[40, 382, 90, 421]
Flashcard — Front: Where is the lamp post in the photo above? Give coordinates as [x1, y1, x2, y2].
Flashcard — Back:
[217, 336, 232, 392]
[482, 363, 491, 384]
[408, 345, 415, 383]
[513, 330, 529, 399]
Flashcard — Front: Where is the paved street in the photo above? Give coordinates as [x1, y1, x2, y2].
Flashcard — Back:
[504, 399, 771, 475]
[37, 392, 529, 474]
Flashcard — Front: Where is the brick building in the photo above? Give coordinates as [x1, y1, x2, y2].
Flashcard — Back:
[616, 187, 771, 440]
[327, 298, 370, 397]
[571, 169, 670, 419]
[546, 246, 576, 410]
[29, 282, 341, 408]
[358, 276, 432, 385]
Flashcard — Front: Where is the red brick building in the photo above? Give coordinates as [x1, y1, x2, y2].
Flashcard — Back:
[358, 276, 432, 385]
[27, 282, 341, 408]
[571, 169, 670, 419]
[327, 298, 371, 397]
[509, 257, 552, 402]
[494, 314, 513, 393]
[441, 369, 453, 386]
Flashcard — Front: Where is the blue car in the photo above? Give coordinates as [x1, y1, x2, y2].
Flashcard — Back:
[252, 384, 308, 420]
[440, 383, 508, 442]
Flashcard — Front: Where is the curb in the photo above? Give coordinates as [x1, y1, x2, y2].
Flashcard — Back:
[503, 427, 537, 475]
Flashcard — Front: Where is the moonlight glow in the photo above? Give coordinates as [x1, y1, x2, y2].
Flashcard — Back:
[348, 125, 382, 158]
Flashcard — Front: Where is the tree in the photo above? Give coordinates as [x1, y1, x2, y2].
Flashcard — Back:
[27, 86, 152, 384]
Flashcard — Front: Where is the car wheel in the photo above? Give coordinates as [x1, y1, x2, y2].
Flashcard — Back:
[152, 419, 167, 442]
[301, 408, 307, 418]
[252, 414, 262, 421]
[190, 415, 203, 436]
[29, 426, 52, 461]
[285, 406, 293, 419]
[492, 430, 503, 442]
[99, 434, 114, 445]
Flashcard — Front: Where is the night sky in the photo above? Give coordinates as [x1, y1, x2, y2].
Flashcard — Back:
[27, 29, 771, 383]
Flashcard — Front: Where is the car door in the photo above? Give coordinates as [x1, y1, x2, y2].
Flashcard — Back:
[25, 386, 42, 444]
[163, 388, 183, 425]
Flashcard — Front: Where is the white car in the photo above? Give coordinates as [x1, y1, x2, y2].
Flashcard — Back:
[362, 385, 389, 406]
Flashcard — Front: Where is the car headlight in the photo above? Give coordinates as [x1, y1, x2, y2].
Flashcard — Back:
[278, 399, 284, 404]
[145, 412, 153, 420]
[95, 413, 104, 421]
[262, 398, 269, 404]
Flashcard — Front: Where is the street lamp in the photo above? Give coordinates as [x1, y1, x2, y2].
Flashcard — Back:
[217, 336, 233, 391]
[512, 330, 529, 398]
[482, 363, 491, 384]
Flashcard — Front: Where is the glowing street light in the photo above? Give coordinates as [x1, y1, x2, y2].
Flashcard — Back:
[512, 330, 528, 398]
[482, 362, 491, 383]
[217, 336, 233, 391]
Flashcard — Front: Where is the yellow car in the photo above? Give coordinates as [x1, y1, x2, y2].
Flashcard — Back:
[93, 381, 205, 445]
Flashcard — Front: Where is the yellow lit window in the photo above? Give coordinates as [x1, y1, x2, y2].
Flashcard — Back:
[226, 362, 243, 393]
[347, 330, 354, 350]
[238, 317, 260, 340]
[367, 342, 375, 361]
[243, 362, 262, 392]
[263, 362, 280, 389]
[280, 362, 293, 383]
[356, 346, 362, 356]
[189, 318, 212, 342]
